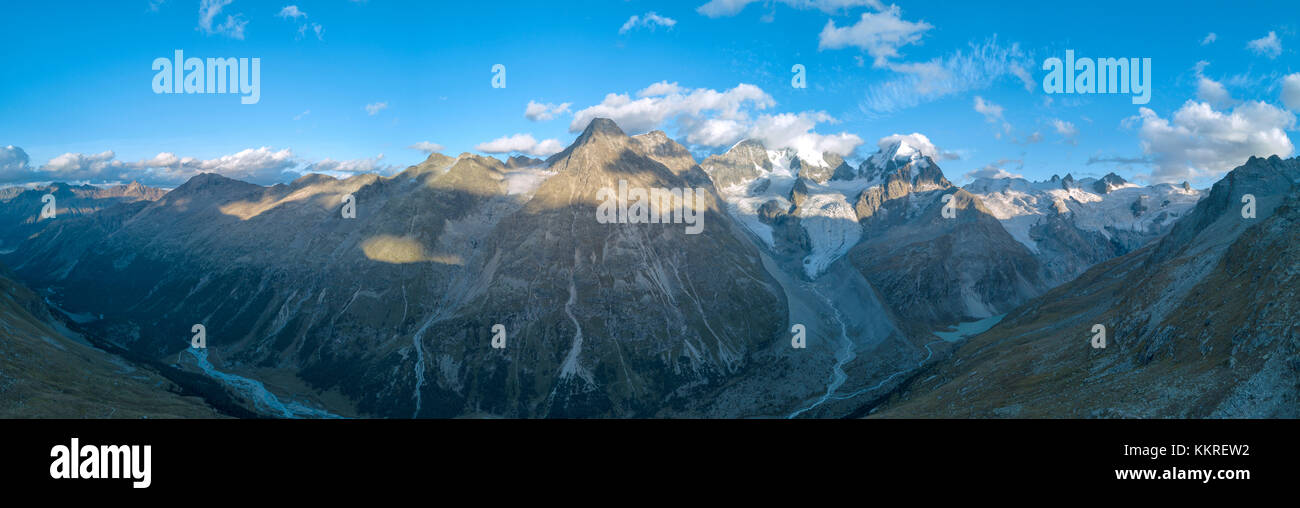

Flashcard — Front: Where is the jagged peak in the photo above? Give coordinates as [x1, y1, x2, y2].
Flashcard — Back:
[633, 130, 670, 144]
[291, 172, 337, 187]
[857, 134, 941, 182]
[577, 117, 626, 140]
[421, 151, 453, 164]
[506, 154, 543, 169]
[180, 172, 237, 186]
[543, 118, 633, 168]
[164, 172, 262, 202]
[1092, 172, 1130, 194]
[449, 152, 505, 171]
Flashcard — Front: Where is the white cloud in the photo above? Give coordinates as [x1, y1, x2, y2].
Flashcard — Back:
[364, 102, 388, 116]
[408, 141, 445, 154]
[198, 0, 247, 39]
[1247, 31, 1282, 58]
[569, 82, 863, 157]
[859, 38, 1032, 116]
[41, 151, 128, 182]
[973, 96, 1012, 137]
[697, 0, 885, 18]
[748, 111, 863, 161]
[637, 81, 683, 98]
[1201, 32, 1217, 45]
[1134, 100, 1296, 183]
[677, 117, 749, 146]
[277, 5, 322, 40]
[0, 145, 33, 183]
[475, 134, 565, 157]
[963, 159, 1024, 181]
[277, 5, 306, 18]
[619, 12, 677, 34]
[297, 22, 324, 40]
[16, 147, 297, 185]
[293, 109, 310, 121]
[524, 100, 572, 121]
[147, 147, 298, 184]
[817, 5, 932, 67]
[0, 145, 434, 185]
[1196, 76, 1234, 109]
[1051, 119, 1078, 145]
[1281, 73, 1300, 112]
[303, 154, 395, 176]
[1009, 63, 1034, 91]
[569, 82, 774, 137]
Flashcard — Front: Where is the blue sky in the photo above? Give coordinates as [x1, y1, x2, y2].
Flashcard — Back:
[1, 0, 1297, 187]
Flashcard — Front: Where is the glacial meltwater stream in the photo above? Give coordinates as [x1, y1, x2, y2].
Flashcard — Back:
[184, 348, 342, 419]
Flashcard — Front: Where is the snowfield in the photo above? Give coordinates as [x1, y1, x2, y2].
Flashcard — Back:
[966, 176, 1202, 252]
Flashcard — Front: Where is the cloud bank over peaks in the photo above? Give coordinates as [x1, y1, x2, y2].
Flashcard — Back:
[749, 111, 863, 161]
[0, 145, 415, 186]
[873, 132, 955, 162]
[569, 82, 861, 158]
[524, 101, 572, 121]
[1132, 99, 1295, 183]
[475, 134, 565, 157]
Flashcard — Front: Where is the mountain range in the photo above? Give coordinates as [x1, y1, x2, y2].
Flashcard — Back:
[0, 118, 1292, 419]
[872, 155, 1299, 417]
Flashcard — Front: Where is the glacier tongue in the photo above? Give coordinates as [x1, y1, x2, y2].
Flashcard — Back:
[795, 186, 862, 279]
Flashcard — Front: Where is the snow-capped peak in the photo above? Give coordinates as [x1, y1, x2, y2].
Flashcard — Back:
[859, 133, 940, 180]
